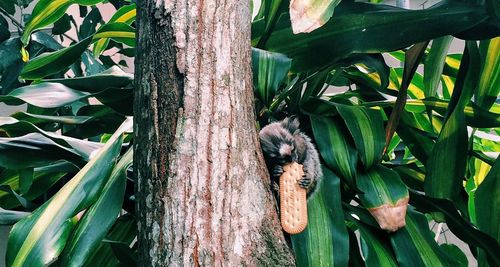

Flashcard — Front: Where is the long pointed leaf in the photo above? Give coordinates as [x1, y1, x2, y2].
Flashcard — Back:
[6, 119, 131, 267]
[60, 149, 133, 266]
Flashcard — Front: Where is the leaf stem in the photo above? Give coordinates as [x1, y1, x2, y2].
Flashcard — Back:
[0, 6, 23, 30]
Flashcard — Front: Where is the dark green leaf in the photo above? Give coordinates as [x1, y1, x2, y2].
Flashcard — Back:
[409, 191, 500, 266]
[265, 1, 487, 72]
[52, 14, 72, 35]
[475, 158, 500, 243]
[79, 7, 102, 39]
[424, 36, 453, 98]
[60, 149, 133, 266]
[425, 41, 480, 200]
[252, 48, 291, 107]
[337, 105, 385, 169]
[0, 208, 30, 225]
[0, 14, 10, 43]
[310, 116, 357, 185]
[20, 36, 93, 80]
[0, 0, 16, 15]
[357, 223, 398, 267]
[291, 167, 348, 267]
[390, 209, 455, 267]
[6, 119, 130, 267]
[0, 82, 91, 108]
[18, 168, 34, 195]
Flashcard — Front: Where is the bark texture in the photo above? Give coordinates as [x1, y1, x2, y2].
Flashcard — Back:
[134, 0, 295, 266]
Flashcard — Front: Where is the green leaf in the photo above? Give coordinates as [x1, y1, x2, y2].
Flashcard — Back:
[12, 112, 93, 125]
[18, 168, 34, 195]
[60, 149, 133, 266]
[424, 36, 453, 98]
[0, 0, 16, 15]
[43, 66, 133, 92]
[0, 82, 90, 108]
[0, 208, 30, 225]
[0, 118, 103, 161]
[291, 166, 348, 267]
[439, 244, 468, 267]
[289, 0, 341, 34]
[20, 36, 93, 80]
[92, 22, 135, 48]
[310, 116, 357, 185]
[0, 162, 74, 209]
[389, 209, 455, 267]
[93, 4, 136, 56]
[0, 14, 11, 43]
[337, 105, 385, 169]
[409, 191, 500, 266]
[265, 1, 488, 72]
[475, 37, 500, 110]
[6, 118, 131, 267]
[83, 214, 137, 267]
[357, 223, 398, 267]
[425, 41, 480, 200]
[252, 48, 291, 107]
[356, 165, 409, 232]
[475, 158, 500, 242]
[21, 0, 104, 45]
[79, 7, 102, 39]
[0, 133, 84, 169]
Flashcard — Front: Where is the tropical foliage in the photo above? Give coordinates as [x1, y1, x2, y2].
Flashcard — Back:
[0, 0, 498, 266]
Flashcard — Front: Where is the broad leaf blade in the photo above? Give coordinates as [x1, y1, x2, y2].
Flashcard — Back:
[6, 119, 131, 267]
[252, 48, 291, 107]
[291, 166, 348, 267]
[357, 166, 409, 232]
[310, 116, 357, 185]
[337, 105, 385, 169]
[60, 149, 133, 266]
[20, 37, 93, 80]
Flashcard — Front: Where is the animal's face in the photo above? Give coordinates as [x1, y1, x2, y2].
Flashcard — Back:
[259, 123, 298, 164]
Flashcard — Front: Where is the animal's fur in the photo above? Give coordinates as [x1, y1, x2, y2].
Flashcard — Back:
[259, 117, 322, 196]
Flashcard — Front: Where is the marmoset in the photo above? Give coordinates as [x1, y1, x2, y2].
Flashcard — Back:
[259, 117, 322, 197]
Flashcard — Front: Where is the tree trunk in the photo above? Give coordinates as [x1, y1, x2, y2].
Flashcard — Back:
[134, 0, 295, 266]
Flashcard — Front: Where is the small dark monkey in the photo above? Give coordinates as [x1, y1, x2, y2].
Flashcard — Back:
[259, 117, 322, 197]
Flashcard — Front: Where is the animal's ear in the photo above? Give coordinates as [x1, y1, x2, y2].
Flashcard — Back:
[282, 116, 300, 133]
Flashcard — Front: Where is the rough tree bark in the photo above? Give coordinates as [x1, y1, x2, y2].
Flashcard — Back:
[134, 0, 295, 266]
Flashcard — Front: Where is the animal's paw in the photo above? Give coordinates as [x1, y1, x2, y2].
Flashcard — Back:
[298, 174, 312, 189]
[272, 165, 284, 178]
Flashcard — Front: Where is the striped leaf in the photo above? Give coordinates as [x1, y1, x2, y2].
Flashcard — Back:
[59, 149, 133, 266]
[6, 119, 131, 267]
[390, 209, 457, 267]
[475, 157, 500, 267]
[20, 36, 93, 80]
[92, 22, 135, 48]
[356, 166, 409, 232]
[425, 41, 480, 200]
[337, 105, 385, 170]
[0, 162, 75, 209]
[410, 192, 500, 266]
[21, 0, 104, 45]
[265, 1, 487, 72]
[424, 36, 453, 97]
[93, 4, 136, 56]
[289, 0, 341, 34]
[310, 116, 357, 185]
[83, 214, 137, 267]
[475, 37, 499, 110]
[357, 223, 398, 267]
[291, 166, 348, 267]
[252, 48, 291, 107]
